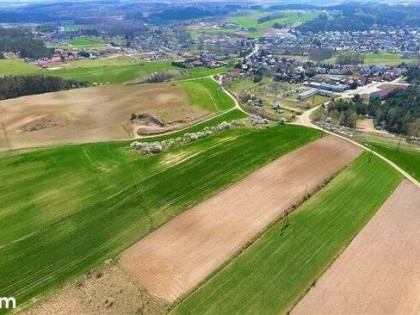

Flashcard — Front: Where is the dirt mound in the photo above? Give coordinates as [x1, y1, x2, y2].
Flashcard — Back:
[120, 136, 362, 302]
[19, 115, 70, 132]
[23, 260, 169, 315]
[131, 114, 165, 127]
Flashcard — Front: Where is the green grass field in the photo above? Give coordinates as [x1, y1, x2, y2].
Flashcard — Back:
[364, 53, 419, 66]
[360, 139, 420, 182]
[46, 61, 226, 84]
[46, 61, 175, 84]
[179, 78, 234, 112]
[172, 153, 401, 315]
[0, 124, 322, 310]
[228, 10, 318, 31]
[0, 59, 39, 76]
[68, 37, 105, 48]
[325, 52, 419, 66]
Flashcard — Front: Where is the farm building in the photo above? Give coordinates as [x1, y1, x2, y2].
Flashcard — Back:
[320, 83, 349, 93]
[298, 88, 319, 100]
[370, 85, 407, 100]
[318, 89, 334, 97]
[309, 81, 349, 93]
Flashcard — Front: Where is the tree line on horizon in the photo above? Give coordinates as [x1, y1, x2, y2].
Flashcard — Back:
[0, 75, 88, 101]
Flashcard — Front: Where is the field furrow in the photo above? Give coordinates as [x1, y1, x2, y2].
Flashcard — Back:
[0, 125, 322, 310]
[172, 153, 402, 315]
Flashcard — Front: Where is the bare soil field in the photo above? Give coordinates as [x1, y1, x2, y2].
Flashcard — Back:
[357, 118, 375, 131]
[0, 84, 208, 150]
[24, 260, 169, 315]
[120, 136, 362, 302]
[293, 180, 420, 315]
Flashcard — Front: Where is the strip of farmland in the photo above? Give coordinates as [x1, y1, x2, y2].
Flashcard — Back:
[172, 153, 402, 315]
[121, 136, 362, 302]
[362, 139, 420, 182]
[293, 180, 420, 314]
[0, 125, 321, 310]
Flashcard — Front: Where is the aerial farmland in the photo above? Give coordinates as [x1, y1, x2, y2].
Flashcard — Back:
[1, 0, 420, 314]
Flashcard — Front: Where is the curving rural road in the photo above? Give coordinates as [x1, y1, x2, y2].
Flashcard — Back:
[293, 104, 420, 189]
[210, 75, 420, 189]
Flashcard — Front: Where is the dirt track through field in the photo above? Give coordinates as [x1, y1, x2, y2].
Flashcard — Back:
[293, 180, 420, 315]
[120, 136, 362, 302]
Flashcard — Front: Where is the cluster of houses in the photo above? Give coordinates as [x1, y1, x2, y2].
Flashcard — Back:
[237, 49, 410, 87]
[173, 52, 232, 68]
[33, 49, 99, 69]
[264, 28, 420, 56]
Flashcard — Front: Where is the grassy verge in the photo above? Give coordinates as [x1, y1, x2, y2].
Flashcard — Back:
[0, 124, 322, 310]
[360, 138, 420, 182]
[179, 78, 234, 112]
[172, 153, 401, 315]
[140, 109, 247, 142]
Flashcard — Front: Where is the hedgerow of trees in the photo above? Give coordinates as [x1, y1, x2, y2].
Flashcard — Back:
[323, 86, 420, 136]
[336, 51, 364, 65]
[0, 75, 88, 100]
[406, 67, 420, 83]
[297, 4, 420, 32]
[0, 28, 52, 59]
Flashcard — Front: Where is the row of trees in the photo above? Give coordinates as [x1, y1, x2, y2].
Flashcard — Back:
[406, 67, 420, 83]
[0, 28, 52, 59]
[298, 4, 420, 32]
[336, 51, 365, 65]
[257, 12, 286, 24]
[325, 86, 420, 136]
[0, 75, 88, 100]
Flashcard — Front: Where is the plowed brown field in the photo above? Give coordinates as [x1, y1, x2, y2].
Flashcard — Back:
[293, 180, 420, 315]
[0, 84, 208, 150]
[120, 136, 362, 302]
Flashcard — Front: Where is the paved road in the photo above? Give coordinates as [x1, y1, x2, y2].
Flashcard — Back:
[294, 104, 420, 189]
[245, 44, 260, 60]
[210, 75, 251, 116]
[340, 77, 409, 99]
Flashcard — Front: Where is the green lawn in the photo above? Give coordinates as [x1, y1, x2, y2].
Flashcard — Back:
[0, 59, 39, 76]
[0, 124, 322, 310]
[361, 139, 420, 182]
[172, 153, 401, 315]
[179, 78, 234, 112]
